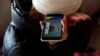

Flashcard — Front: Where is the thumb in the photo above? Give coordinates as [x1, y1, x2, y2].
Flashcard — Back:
[39, 21, 44, 30]
[61, 16, 68, 41]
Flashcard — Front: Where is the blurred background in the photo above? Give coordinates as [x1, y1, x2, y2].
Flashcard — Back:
[0, 0, 100, 56]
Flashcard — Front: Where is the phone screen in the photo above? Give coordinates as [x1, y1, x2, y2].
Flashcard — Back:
[41, 14, 64, 41]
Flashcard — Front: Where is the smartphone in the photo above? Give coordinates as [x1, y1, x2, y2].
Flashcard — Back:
[41, 14, 64, 42]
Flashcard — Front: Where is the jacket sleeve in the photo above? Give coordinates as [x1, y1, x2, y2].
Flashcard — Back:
[3, 24, 41, 56]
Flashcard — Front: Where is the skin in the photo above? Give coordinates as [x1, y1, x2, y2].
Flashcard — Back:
[29, 7, 91, 45]
[40, 13, 91, 46]
[29, 0, 100, 45]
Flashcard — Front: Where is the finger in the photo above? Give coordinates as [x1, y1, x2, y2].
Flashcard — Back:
[61, 16, 67, 31]
[61, 16, 68, 41]
[68, 13, 81, 22]
[68, 13, 91, 22]
[73, 13, 91, 21]
[68, 23, 76, 27]
[39, 21, 44, 30]
[67, 18, 77, 26]
[71, 16, 81, 22]
[79, 13, 91, 21]
[67, 16, 80, 27]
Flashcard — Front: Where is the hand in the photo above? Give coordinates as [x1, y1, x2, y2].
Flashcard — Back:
[39, 16, 68, 46]
[67, 13, 91, 26]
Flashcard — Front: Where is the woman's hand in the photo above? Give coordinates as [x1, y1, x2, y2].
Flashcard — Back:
[39, 13, 91, 46]
[67, 13, 91, 26]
